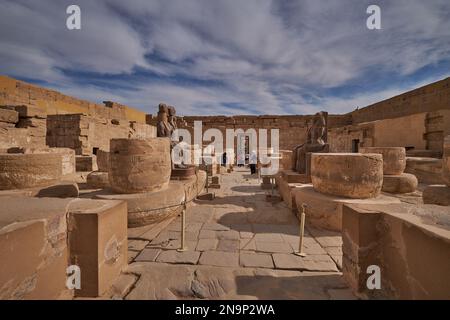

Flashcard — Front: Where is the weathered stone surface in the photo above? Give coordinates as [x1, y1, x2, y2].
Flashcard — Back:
[255, 241, 293, 253]
[405, 157, 444, 185]
[96, 183, 184, 228]
[87, 171, 109, 189]
[311, 153, 383, 199]
[0, 108, 19, 123]
[0, 197, 71, 300]
[360, 147, 406, 175]
[156, 250, 200, 265]
[342, 203, 450, 299]
[422, 185, 450, 206]
[0, 153, 62, 190]
[240, 252, 274, 268]
[128, 240, 149, 251]
[109, 274, 137, 299]
[196, 238, 218, 251]
[36, 182, 79, 198]
[272, 253, 338, 272]
[382, 173, 418, 194]
[199, 251, 239, 267]
[217, 239, 240, 252]
[135, 248, 160, 262]
[293, 185, 400, 231]
[67, 199, 128, 297]
[443, 135, 450, 187]
[75, 155, 97, 172]
[109, 138, 171, 194]
[96, 150, 110, 172]
[13, 105, 47, 119]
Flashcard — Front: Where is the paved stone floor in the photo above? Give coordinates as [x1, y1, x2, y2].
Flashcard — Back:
[113, 168, 356, 300]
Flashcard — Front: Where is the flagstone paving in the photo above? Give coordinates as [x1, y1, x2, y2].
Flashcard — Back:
[119, 168, 355, 300]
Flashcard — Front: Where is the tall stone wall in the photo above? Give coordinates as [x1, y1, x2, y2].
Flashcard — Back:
[149, 114, 351, 153]
[0, 76, 147, 123]
[329, 109, 450, 154]
[349, 77, 450, 124]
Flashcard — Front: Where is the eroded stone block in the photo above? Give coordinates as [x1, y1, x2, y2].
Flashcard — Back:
[311, 153, 383, 199]
[67, 199, 128, 297]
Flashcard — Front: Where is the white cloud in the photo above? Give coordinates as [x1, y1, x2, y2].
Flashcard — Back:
[0, 0, 449, 115]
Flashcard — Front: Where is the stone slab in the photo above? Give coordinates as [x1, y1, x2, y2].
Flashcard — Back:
[156, 250, 200, 265]
[273, 253, 338, 272]
[293, 185, 400, 231]
[240, 252, 274, 268]
[198, 251, 239, 267]
[135, 248, 161, 262]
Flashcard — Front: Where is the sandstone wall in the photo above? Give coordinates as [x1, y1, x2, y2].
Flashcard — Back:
[155, 114, 351, 156]
[0, 75, 147, 123]
[47, 114, 156, 155]
[343, 203, 450, 299]
[350, 77, 450, 124]
[0, 105, 47, 150]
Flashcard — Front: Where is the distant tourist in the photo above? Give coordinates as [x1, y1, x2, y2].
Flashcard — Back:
[222, 152, 227, 167]
[249, 151, 257, 174]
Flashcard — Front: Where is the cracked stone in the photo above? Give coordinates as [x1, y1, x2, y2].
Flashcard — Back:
[156, 250, 200, 265]
[240, 252, 274, 268]
[199, 251, 239, 267]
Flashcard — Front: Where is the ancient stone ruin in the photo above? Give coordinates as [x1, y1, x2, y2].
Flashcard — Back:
[0, 75, 449, 300]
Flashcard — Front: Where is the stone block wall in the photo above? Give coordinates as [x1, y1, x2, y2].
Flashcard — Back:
[342, 203, 450, 299]
[0, 105, 47, 150]
[47, 114, 156, 155]
[0, 76, 147, 123]
[150, 114, 351, 156]
[350, 77, 450, 124]
[329, 109, 449, 154]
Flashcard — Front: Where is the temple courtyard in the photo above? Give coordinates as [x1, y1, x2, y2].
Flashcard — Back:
[114, 167, 353, 300]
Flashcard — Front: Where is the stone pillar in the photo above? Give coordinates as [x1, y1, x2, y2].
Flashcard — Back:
[311, 153, 383, 199]
[360, 147, 417, 194]
[109, 138, 171, 194]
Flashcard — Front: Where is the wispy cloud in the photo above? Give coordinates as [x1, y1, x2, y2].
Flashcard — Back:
[1, 0, 449, 115]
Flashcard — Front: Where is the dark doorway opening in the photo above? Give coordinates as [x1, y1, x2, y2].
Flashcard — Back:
[352, 139, 360, 153]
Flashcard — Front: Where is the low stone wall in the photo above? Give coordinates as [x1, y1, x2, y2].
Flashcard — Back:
[342, 203, 450, 299]
[0, 197, 128, 299]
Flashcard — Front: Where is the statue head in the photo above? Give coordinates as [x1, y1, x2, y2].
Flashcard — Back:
[168, 106, 176, 116]
[157, 103, 169, 122]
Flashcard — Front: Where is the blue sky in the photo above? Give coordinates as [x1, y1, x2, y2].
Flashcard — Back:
[1, 0, 449, 116]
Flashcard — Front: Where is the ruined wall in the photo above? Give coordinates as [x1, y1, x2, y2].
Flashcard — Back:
[47, 114, 156, 155]
[343, 203, 450, 299]
[151, 114, 351, 155]
[349, 77, 450, 124]
[0, 75, 147, 123]
[329, 109, 449, 153]
[0, 105, 47, 150]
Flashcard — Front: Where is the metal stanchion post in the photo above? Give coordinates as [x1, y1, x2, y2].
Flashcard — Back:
[177, 201, 187, 252]
[294, 203, 307, 257]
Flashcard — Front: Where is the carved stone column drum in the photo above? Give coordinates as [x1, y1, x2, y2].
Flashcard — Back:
[360, 147, 406, 175]
[311, 153, 383, 199]
[109, 138, 171, 194]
